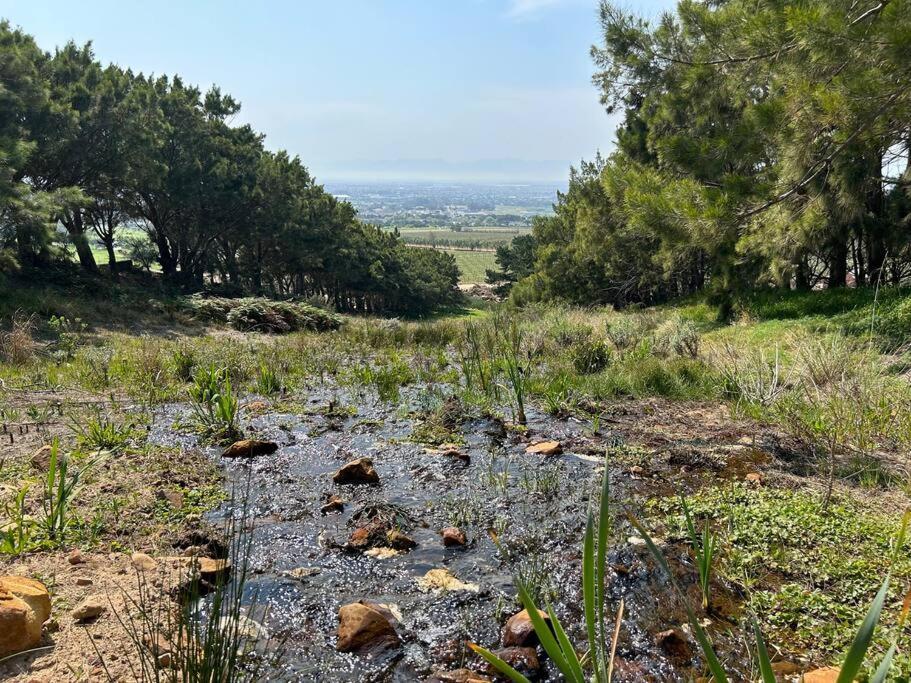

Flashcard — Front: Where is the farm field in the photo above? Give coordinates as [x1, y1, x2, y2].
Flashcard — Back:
[443, 247, 497, 284]
[395, 226, 529, 248]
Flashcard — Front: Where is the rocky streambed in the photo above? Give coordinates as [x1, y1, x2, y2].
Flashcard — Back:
[149, 384, 763, 681]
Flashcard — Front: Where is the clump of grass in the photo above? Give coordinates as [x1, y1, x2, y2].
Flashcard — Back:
[171, 344, 197, 382]
[571, 337, 612, 375]
[496, 317, 527, 425]
[188, 366, 241, 442]
[0, 486, 35, 555]
[42, 439, 101, 545]
[0, 311, 39, 365]
[69, 410, 134, 451]
[349, 353, 413, 402]
[254, 363, 282, 395]
[107, 488, 280, 681]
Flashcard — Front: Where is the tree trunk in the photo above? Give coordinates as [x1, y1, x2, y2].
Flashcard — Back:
[65, 212, 99, 273]
[829, 240, 848, 288]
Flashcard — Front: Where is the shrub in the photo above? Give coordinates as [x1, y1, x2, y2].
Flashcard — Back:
[185, 296, 342, 334]
[0, 311, 38, 365]
[604, 314, 650, 351]
[571, 338, 612, 375]
[652, 315, 700, 357]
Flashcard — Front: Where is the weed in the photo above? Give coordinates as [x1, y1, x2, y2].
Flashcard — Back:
[255, 363, 282, 395]
[571, 338, 612, 375]
[42, 440, 100, 545]
[0, 486, 35, 555]
[69, 411, 133, 451]
[188, 366, 241, 442]
[680, 494, 717, 610]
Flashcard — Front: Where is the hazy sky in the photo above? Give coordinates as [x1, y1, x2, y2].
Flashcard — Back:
[2, 0, 676, 181]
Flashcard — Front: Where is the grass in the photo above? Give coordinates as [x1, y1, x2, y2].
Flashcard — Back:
[398, 226, 530, 248]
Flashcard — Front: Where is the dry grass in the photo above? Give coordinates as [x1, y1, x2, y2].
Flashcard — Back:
[0, 311, 39, 365]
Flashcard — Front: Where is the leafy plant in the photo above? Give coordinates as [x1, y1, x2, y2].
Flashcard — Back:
[0, 486, 35, 555]
[496, 318, 527, 425]
[680, 494, 717, 610]
[69, 411, 133, 451]
[255, 363, 282, 395]
[42, 439, 99, 544]
[188, 366, 240, 442]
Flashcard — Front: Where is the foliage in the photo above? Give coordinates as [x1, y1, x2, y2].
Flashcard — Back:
[187, 366, 241, 442]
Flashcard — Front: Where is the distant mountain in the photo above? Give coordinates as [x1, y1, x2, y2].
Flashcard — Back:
[314, 158, 572, 183]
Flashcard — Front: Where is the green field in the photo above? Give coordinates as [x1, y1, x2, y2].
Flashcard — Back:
[397, 226, 528, 249]
[442, 248, 496, 284]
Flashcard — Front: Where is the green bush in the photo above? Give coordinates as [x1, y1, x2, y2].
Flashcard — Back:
[571, 338, 612, 374]
[184, 296, 341, 333]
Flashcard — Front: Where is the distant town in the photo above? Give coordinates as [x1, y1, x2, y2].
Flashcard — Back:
[324, 181, 560, 229]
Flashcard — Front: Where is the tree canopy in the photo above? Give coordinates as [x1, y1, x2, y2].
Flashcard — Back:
[515, 0, 911, 313]
[0, 21, 459, 315]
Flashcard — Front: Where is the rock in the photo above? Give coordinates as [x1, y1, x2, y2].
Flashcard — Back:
[321, 495, 345, 514]
[143, 633, 173, 656]
[502, 608, 551, 647]
[346, 521, 388, 550]
[803, 668, 841, 683]
[441, 526, 466, 547]
[333, 457, 379, 485]
[525, 440, 562, 456]
[75, 577, 93, 586]
[770, 661, 802, 676]
[630, 465, 645, 476]
[417, 568, 479, 593]
[336, 600, 400, 653]
[171, 526, 228, 559]
[131, 552, 158, 572]
[244, 400, 270, 413]
[386, 529, 417, 551]
[365, 547, 400, 559]
[428, 669, 491, 683]
[221, 439, 278, 458]
[0, 577, 52, 658]
[156, 653, 173, 669]
[627, 536, 647, 547]
[656, 628, 691, 660]
[72, 595, 107, 622]
[745, 472, 763, 486]
[284, 566, 322, 580]
[67, 549, 85, 565]
[487, 647, 540, 677]
[30, 445, 53, 471]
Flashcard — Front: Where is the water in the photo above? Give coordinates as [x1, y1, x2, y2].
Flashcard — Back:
[149, 383, 758, 681]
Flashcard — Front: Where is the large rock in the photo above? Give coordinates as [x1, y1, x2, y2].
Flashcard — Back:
[0, 577, 51, 658]
[525, 440, 562, 456]
[803, 668, 841, 683]
[30, 445, 53, 471]
[336, 600, 400, 653]
[221, 439, 278, 458]
[502, 608, 551, 647]
[333, 457, 379, 485]
[417, 568, 478, 593]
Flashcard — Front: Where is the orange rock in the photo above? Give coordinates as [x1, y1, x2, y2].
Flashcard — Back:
[502, 608, 551, 647]
[333, 457, 379, 484]
[221, 439, 278, 458]
[745, 472, 763, 486]
[0, 577, 51, 658]
[525, 440, 562, 456]
[336, 601, 400, 652]
[803, 668, 841, 683]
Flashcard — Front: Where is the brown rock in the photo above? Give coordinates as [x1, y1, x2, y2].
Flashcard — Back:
[157, 489, 184, 509]
[321, 495, 345, 515]
[75, 577, 93, 586]
[67, 549, 85, 565]
[770, 661, 802, 676]
[336, 600, 400, 652]
[386, 529, 417, 550]
[30, 445, 53, 471]
[428, 669, 491, 683]
[131, 552, 158, 572]
[803, 668, 841, 683]
[441, 527, 467, 547]
[525, 440, 562, 456]
[72, 594, 107, 622]
[346, 521, 388, 550]
[488, 647, 540, 677]
[630, 465, 645, 476]
[745, 472, 763, 486]
[502, 608, 551, 647]
[0, 577, 52, 658]
[656, 628, 691, 660]
[333, 457, 379, 485]
[221, 439, 278, 458]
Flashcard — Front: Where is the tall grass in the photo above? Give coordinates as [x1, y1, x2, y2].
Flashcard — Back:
[107, 489, 280, 682]
[42, 439, 101, 544]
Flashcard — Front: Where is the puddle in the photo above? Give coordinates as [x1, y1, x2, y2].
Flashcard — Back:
[149, 383, 756, 681]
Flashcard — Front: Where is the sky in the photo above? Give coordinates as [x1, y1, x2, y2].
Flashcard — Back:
[1, 0, 675, 182]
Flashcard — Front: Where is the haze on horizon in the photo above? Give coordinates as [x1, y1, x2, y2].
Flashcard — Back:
[1, 0, 674, 183]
